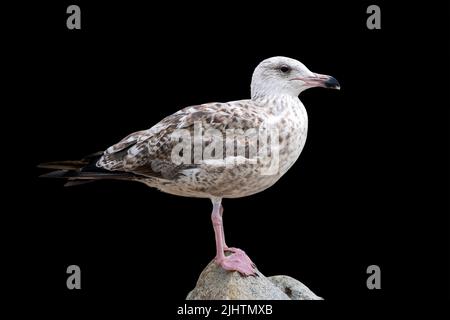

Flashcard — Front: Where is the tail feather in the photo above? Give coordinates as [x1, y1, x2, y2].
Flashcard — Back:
[39, 170, 73, 178]
[64, 180, 96, 187]
[38, 152, 138, 187]
[38, 161, 88, 170]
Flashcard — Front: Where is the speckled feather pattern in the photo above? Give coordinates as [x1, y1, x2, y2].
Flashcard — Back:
[96, 95, 308, 199]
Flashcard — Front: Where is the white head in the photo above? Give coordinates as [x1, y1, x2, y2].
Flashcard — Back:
[251, 56, 340, 100]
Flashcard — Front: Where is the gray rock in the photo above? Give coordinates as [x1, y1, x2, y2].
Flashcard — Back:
[187, 258, 322, 300]
[268, 275, 323, 300]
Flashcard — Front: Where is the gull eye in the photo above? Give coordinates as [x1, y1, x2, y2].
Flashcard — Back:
[279, 65, 291, 73]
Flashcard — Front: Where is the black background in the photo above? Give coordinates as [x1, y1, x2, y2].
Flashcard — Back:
[6, 0, 450, 316]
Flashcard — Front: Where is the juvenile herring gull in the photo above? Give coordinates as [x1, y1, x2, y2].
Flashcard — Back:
[39, 56, 340, 276]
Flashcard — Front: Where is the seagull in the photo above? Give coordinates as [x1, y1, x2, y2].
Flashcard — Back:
[39, 57, 340, 276]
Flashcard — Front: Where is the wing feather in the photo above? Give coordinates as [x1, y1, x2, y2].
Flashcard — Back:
[96, 100, 265, 180]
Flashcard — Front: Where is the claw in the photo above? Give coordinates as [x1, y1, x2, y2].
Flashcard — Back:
[216, 248, 257, 276]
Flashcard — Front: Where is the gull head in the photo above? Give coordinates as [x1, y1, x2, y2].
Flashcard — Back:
[251, 56, 340, 100]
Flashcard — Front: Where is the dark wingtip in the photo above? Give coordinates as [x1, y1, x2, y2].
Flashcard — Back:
[64, 180, 95, 187]
[37, 161, 87, 170]
[39, 170, 70, 178]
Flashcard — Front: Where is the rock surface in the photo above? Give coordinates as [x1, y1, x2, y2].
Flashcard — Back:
[268, 275, 322, 300]
[187, 259, 322, 300]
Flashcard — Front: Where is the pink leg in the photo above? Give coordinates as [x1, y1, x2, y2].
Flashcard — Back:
[220, 205, 239, 253]
[220, 205, 230, 250]
[211, 198, 257, 276]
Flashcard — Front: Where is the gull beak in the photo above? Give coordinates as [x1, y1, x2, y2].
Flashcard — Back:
[311, 73, 340, 90]
[323, 75, 340, 90]
[292, 73, 341, 90]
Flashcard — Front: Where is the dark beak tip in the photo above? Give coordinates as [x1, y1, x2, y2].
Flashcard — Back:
[324, 76, 340, 90]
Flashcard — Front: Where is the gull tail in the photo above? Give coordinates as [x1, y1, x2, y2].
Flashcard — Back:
[38, 152, 136, 187]
[38, 160, 89, 171]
